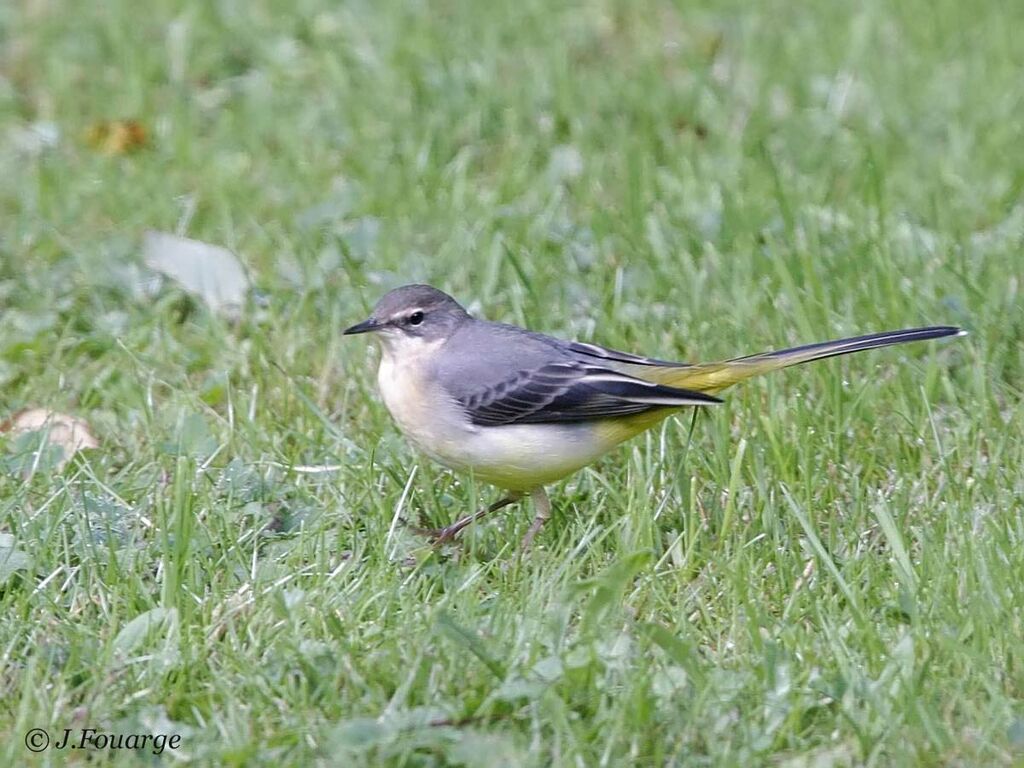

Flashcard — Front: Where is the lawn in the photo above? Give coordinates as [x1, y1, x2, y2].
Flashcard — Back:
[1, 0, 1022, 765]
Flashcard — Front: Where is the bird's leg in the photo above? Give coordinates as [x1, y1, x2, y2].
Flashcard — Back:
[416, 492, 524, 543]
[519, 488, 551, 552]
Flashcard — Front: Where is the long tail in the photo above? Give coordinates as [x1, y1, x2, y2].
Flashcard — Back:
[647, 326, 964, 394]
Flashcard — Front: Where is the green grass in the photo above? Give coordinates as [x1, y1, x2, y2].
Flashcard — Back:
[1, 0, 1022, 765]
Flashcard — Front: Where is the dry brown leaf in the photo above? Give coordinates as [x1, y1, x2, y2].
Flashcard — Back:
[84, 119, 148, 155]
[1, 408, 99, 469]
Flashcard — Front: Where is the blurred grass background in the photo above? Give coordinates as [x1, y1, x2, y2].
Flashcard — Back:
[1, 0, 1022, 764]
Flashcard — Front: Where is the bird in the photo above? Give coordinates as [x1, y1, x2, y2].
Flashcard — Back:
[344, 284, 963, 550]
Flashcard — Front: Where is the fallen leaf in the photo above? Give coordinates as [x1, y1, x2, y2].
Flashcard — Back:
[7, 121, 61, 156]
[84, 119, 148, 155]
[1, 408, 99, 471]
[114, 607, 177, 655]
[143, 231, 250, 317]
[547, 144, 583, 183]
[0, 533, 32, 585]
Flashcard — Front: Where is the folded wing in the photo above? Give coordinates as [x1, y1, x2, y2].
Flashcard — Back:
[456, 362, 720, 426]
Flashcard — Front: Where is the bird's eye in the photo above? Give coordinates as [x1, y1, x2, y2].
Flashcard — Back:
[408, 311, 425, 326]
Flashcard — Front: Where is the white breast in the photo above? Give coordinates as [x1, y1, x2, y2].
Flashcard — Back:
[376, 341, 470, 461]
[375, 342, 620, 491]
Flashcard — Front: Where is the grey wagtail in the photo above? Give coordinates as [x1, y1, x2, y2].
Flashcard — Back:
[344, 284, 963, 549]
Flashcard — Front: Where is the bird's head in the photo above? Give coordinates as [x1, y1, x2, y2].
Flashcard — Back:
[343, 284, 470, 356]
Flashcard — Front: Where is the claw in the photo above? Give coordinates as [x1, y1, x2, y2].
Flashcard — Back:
[405, 493, 526, 546]
[411, 524, 461, 544]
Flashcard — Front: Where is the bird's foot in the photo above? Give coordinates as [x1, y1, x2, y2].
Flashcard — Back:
[412, 522, 464, 544]
[518, 488, 552, 553]
[411, 493, 525, 546]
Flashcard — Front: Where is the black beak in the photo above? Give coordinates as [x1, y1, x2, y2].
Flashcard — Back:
[343, 317, 382, 335]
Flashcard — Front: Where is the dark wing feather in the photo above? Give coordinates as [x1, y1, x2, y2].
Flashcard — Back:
[459, 363, 720, 427]
[567, 340, 687, 368]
